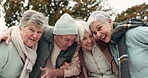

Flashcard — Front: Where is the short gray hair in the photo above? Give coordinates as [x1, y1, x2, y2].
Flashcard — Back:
[19, 10, 48, 27]
[75, 19, 91, 42]
[87, 11, 112, 26]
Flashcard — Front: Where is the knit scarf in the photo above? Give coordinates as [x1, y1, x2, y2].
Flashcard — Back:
[11, 27, 37, 78]
[110, 19, 148, 78]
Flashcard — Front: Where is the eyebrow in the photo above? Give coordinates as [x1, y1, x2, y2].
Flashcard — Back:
[96, 24, 101, 29]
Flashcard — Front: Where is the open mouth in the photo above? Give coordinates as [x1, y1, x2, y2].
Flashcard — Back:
[86, 42, 93, 47]
[30, 38, 36, 42]
[100, 34, 107, 41]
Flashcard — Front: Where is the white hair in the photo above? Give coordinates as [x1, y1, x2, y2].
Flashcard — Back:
[19, 10, 48, 27]
[87, 11, 112, 26]
[75, 19, 91, 42]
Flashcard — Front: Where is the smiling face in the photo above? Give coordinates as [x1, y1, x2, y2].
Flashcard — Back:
[89, 20, 113, 43]
[20, 23, 44, 47]
[54, 35, 77, 50]
[80, 31, 95, 52]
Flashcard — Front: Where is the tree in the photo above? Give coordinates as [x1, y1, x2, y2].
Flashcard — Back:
[2, 0, 114, 27]
[115, 3, 148, 22]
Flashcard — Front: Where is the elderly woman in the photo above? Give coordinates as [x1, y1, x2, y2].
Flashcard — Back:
[87, 11, 148, 78]
[0, 10, 47, 78]
[75, 20, 117, 78]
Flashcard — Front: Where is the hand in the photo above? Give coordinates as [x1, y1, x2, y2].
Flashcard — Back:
[0, 26, 16, 45]
[60, 62, 71, 70]
[40, 67, 56, 78]
[0, 32, 11, 45]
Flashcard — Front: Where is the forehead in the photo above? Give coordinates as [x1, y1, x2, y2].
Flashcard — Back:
[25, 23, 43, 29]
[83, 31, 90, 36]
[60, 35, 77, 39]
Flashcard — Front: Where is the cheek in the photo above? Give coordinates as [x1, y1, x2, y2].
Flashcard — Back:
[80, 42, 86, 48]
[37, 34, 42, 40]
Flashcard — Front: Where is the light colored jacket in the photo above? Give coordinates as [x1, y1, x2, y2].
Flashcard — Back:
[83, 44, 116, 78]
[109, 26, 148, 78]
[126, 26, 148, 78]
[0, 41, 23, 78]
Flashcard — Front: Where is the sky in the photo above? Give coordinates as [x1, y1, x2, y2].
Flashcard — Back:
[0, 0, 148, 33]
[108, 0, 148, 13]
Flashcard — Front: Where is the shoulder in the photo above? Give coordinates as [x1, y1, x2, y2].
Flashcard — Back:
[41, 26, 54, 42]
[125, 26, 148, 41]
[126, 26, 148, 38]
[0, 41, 16, 55]
[0, 41, 14, 68]
[44, 26, 54, 33]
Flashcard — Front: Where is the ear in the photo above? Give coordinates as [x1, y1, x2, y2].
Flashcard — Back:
[108, 19, 112, 23]
[19, 26, 23, 31]
[108, 19, 113, 28]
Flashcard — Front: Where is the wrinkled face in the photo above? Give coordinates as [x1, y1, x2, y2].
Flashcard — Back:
[54, 35, 77, 50]
[90, 20, 113, 43]
[80, 31, 95, 52]
[20, 23, 44, 47]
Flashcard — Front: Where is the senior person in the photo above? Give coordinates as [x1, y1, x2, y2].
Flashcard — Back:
[87, 11, 148, 78]
[0, 10, 47, 78]
[0, 13, 81, 78]
[33, 13, 80, 78]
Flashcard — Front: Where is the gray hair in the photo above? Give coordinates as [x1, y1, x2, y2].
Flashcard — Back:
[87, 11, 112, 26]
[19, 10, 48, 27]
[75, 19, 91, 42]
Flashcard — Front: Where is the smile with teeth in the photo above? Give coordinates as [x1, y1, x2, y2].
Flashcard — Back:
[86, 43, 93, 47]
[99, 33, 107, 40]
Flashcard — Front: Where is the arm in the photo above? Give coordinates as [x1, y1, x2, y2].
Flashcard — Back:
[126, 27, 148, 45]
[63, 51, 81, 77]
[40, 51, 81, 78]
[0, 26, 17, 44]
[0, 42, 8, 71]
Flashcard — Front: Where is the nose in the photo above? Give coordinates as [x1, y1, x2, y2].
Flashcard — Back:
[87, 38, 92, 43]
[95, 32, 101, 38]
[33, 32, 38, 38]
[67, 41, 73, 46]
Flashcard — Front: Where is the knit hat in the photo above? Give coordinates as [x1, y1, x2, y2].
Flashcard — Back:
[53, 13, 78, 35]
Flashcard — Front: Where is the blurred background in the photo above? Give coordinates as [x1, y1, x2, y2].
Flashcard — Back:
[0, 0, 148, 33]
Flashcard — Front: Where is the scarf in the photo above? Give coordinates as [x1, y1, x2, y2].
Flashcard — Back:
[11, 27, 37, 78]
[110, 19, 148, 78]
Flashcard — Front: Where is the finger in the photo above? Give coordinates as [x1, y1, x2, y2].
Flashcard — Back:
[46, 76, 51, 78]
[40, 67, 47, 72]
[5, 36, 11, 45]
[41, 71, 50, 78]
[65, 62, 71, 67]
[41, 74, 47, 78]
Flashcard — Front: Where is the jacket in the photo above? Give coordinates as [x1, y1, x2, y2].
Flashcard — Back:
[0, 41, 23, 78]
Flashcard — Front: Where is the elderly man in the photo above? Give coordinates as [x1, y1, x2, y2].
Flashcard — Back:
[31, 13, 80, 78]
[0, 13, 81, 78]
[0, 10, 47, 78]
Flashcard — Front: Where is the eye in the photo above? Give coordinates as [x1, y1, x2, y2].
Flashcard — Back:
[65, 39, 70, 42]
[82, 37, 87, 40]
[92, 32, 97, 35]
[29, 28, 35, 32]
[37, 31, 42, 34]
[97, 26, 102, 31]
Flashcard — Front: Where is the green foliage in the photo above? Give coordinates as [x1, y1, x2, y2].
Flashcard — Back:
[115, 3, 148, 22]
[2, 0, 112, 27]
